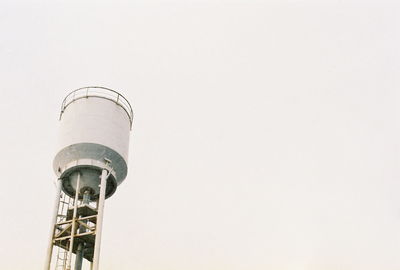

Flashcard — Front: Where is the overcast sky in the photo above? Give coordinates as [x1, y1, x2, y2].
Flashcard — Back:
[1, 0, 400, 269]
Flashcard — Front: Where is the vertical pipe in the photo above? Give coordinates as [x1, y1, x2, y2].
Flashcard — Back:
[44, 178, 62, 270]
[74, 244, 84, 270]
[66, 173, 81, 270]
[74, 191, 91, 270]
[92, 168, 108, 270]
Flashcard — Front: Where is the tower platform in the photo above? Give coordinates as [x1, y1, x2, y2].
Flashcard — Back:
[53, 204, 98, 262]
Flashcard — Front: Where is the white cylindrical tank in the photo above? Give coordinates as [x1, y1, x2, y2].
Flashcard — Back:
[53, 87, 133, 199]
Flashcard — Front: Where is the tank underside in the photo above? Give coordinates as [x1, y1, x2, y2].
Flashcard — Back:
[60, 166, 117, 199]
[53, 142, 128, 199]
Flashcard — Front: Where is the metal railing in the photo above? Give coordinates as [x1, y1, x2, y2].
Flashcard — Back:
[59, 87, 134, 128]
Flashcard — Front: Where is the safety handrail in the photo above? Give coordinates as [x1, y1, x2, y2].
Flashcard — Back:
[60, 86, 134, 128]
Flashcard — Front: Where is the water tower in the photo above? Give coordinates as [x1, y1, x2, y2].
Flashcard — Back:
[44, 87, 133, 270]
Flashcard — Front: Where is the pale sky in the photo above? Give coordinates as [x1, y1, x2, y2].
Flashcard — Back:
[1, 1, 400, 269]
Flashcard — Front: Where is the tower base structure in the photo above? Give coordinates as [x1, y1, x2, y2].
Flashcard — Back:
[45, 167, 111, 270]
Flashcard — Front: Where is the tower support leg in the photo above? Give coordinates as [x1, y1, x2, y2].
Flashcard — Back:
[66, 173, 81, 270]
[44, 178, 62, 270]
[92, 168, 108, 270]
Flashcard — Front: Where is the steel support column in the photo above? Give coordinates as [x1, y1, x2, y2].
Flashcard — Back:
[92, 168, 108, 270]
[66, 173, 81, 270]
[44, 178, 62, 270]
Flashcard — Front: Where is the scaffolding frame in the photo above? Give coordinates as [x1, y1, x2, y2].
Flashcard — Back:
[44, 168, 110, 270]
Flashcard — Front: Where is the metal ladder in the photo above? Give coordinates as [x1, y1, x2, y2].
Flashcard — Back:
[54, 192, 73, 270]
[55, 247, 68, 270]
